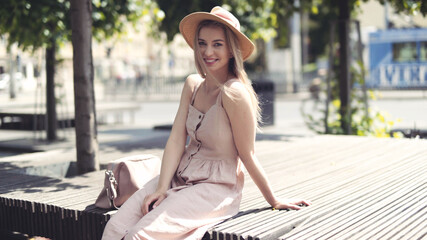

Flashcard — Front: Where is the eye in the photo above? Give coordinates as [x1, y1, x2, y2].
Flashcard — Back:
[214, 43, 223, 47]
[198, 41, 206, 46]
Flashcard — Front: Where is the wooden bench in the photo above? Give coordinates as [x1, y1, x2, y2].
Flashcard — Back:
[0, 135, 426, 239]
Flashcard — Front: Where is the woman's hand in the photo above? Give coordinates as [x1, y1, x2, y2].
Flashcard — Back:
[141, 191, 167, 215]
[271, 198, 312, 211]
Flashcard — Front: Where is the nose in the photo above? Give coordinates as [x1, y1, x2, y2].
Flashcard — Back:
[204, 45, 214, 56]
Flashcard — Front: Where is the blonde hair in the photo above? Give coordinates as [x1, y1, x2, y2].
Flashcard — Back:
[193, 20, 261, 126]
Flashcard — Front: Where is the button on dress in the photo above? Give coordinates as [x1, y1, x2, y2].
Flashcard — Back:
[102, 80, 245, 240]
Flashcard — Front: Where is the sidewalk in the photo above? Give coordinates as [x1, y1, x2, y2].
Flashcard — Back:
[1, 86, 425, 178]
[0, 96, 314, 179]
[0, 124, 170, 177]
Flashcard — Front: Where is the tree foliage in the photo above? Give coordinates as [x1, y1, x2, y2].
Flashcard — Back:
[92, 0, 164, 41]
[2, 0, 423, 59]
[0, 0, 69, 51]
[156, 0, 426, 56]
[155, 0, 221, 42]
[0, 0, 164, 169]
[0, 0, 163, 51]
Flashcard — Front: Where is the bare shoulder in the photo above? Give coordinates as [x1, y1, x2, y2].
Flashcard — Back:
[222, 79, 257, 132]
[224, 78, 244, 89]
[222, 79, 251, 105]
[180, 74, 203, 102]
[185, 74, 203, 91]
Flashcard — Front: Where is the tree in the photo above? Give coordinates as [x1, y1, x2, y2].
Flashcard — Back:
[0, 0, 162, 174]
[70, 0, 99, 173]
[246, 0, 424, 134]
[0, 0, 69, 141]
[263, 0, 426, 134]
[73, 0, 161, 174]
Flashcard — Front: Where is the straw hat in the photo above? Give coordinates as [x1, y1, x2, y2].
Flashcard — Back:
[179, 6, 255, 61]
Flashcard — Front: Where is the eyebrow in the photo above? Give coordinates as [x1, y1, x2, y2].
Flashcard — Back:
[198, 38, 225, 42]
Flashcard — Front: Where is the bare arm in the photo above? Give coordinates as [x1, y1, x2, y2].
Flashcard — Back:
[141, 75, 200, 215]
[222, 82, 311, 210]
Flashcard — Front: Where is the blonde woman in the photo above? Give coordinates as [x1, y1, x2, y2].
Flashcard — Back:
[102, 6, 311, 240]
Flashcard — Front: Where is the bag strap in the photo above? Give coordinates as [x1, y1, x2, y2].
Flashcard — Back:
[105, 170, 119, 209]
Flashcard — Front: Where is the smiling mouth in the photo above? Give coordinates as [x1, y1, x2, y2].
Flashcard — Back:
[204, 58, 217, 65]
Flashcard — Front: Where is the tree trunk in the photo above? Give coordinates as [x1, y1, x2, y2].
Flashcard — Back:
[46, 40, 57, 141]
[70, 0, 99, 174]
[337, 0, 351, 134]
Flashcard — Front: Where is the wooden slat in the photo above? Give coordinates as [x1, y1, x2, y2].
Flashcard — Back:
[208, 137, 427, 239]
[276, 154, 426, 239]
[281, 182, 425, 239]
[274, 161, 425, 239]
[0, 169, 113, 240]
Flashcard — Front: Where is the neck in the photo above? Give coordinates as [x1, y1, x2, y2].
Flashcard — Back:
[204, 69, 231, 91]
[203, 78, 220, 94]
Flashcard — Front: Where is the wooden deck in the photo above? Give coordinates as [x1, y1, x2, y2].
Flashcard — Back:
[0, 135, 426, 239]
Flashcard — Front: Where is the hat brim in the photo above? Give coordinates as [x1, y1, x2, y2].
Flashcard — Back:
[179, 12, 255, 61]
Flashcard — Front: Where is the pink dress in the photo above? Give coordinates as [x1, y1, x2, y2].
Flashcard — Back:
[102, 80, 245, 240]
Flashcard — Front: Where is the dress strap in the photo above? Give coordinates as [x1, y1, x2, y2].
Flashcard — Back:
[216, 89, 223, 106]
[191, 80, 203, 105]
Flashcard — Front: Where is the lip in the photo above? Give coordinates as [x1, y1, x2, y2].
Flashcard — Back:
[204, 58, 218, 66]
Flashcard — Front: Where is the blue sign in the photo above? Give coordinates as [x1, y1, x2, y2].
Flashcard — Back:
[370, 63, 427, 87]
[368, 28, 427, 89]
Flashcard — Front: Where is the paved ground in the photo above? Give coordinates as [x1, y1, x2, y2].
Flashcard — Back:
[0, 97, 315, 176]
[0, 88, 426, 177]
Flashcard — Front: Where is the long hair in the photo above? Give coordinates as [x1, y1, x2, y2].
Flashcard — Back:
[193, 20, 261, 126]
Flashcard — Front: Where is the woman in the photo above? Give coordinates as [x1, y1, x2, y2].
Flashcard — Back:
[102, 6, 311, 240]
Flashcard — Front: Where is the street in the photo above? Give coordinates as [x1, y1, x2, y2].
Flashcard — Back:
[132, 94, 427, 136]
[1, 89, 426, 140]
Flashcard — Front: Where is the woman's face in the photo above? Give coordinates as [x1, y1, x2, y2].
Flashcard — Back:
[197, 25, 231, 74]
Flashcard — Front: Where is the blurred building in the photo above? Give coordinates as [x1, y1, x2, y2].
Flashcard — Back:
[55, 23, 195, 100]
[358, 0, 427, 30]
[359, 1, 427, 90]
[0, 20, 195, 101]
[265, 0, 427, 93]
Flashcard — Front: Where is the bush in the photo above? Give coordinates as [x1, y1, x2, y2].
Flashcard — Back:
[301, 62, 402, 138]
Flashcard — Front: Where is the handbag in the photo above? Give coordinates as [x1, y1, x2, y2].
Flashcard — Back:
[95, 154, 161, 209]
